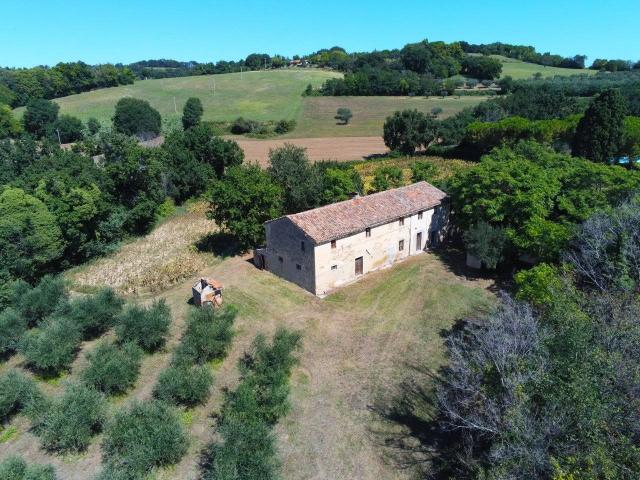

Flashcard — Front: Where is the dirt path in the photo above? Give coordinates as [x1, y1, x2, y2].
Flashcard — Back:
[234, 136, 388, 165]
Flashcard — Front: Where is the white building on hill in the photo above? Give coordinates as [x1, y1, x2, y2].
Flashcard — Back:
[254, 181, 449, 296]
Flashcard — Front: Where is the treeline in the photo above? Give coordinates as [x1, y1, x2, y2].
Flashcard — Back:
[459, 40, 589, 69]
[0, 62, 135, 107]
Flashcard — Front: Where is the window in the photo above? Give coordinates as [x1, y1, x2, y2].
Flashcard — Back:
[365, 227, 371, 237]
[399, 239, 404, 251]
[278, 256, 283, 263]
[418, 211, 423, 220]
[301, 241, 305, 252]
[296, 264, 302, 270]
[399, 217, 404, 226]
[331, 265, 337, 270]
[331, 240, 336, 249]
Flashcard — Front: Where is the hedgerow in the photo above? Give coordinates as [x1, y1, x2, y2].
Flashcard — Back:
[82, 341, 143, 395]
[203, 328, 302, 479]
[18, 316, 82, 375]
[0, 456, 57, 480]
[0, 369, 45, 421]
[153, 364, 213, 407]
[174, 306, 236, 365]
[115, 300, 171, 352]
[101, 399, 188, 479]
[33, 383, 106, 453]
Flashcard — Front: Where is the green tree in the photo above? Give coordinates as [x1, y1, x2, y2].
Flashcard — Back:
[153, 364, 213, 407]
[48, 115, 83, 143]
[0, 187, 64, 281]
[0, 456, 56, 480]
[372, 165, 403, 192]
[112, 97, 161, 139]
[82, 341, 142, 395]
[23, 99, 59, 138]
[267, 144, 322, 213]
[335, 107, 353, 125]
[321, 167, 363, 204]
[572, 89, 627, 162]
[0, 104, 22, 139]
[464, 221, 508, 269]
[86, 117, 101, 135]
[383, 109, 440, 155]
[209, 165, 283, 248]
[182, 97, 203, 130]
[410, 161, 438, 183]
[115, 300, 171, 352]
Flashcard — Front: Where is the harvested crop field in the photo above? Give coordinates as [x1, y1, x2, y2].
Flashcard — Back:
[235, 136, 388, 165]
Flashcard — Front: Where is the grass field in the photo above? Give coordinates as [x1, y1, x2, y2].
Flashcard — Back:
[285, 95, 486, 138]
[15, 69, 341, 124]
[495, 55, 597, 79]
[0, 199, 493, 479]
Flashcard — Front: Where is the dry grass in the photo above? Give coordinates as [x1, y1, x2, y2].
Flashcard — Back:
[69, 201, 218, 295]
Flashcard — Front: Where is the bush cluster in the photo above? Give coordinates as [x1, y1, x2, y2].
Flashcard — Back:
[115, 300, 171, 352]
[174, 306, 236, 365]
[204, 328, 301, 479]
[0, 456, 57, 480]
[101, 400, 187, 479]
[64, 288, 124, 339]
[33, 383, 106, 453]
[0, 369, 45, 421]
[153, 364, 213, 407]
[82, 341, 143, 395]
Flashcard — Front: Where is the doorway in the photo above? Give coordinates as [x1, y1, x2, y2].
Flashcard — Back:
[355, 256, 363, 275]
[416, 232, 423, 251]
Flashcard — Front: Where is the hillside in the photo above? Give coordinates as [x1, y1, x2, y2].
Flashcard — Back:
[15, 69, 341, 124]
[495, 55, 597, 79]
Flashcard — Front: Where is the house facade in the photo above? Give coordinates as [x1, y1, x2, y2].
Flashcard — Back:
[254, 182, 449, 297]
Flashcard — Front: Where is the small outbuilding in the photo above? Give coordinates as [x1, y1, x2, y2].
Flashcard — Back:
[255, 181, 449, 296]
[192, 278, 224, 307]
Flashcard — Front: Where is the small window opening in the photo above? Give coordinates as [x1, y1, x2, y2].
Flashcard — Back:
[296, 264, 302, 270]
[399, 239, 405, 251]
[418, 211, 423, 220]
[399, 217, 404, 226]
[331, 265, 337, 270]
[331, 240, 336, 248]
[301, 241, 305, 252]
[365, 227, 371, 237]
[278, 256, 283, 263]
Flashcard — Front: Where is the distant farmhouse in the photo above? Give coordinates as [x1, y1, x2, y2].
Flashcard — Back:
[255, 182, 449, 296]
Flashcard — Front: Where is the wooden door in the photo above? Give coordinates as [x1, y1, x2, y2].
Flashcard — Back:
[416, 232, 423, 251]
[355, 256, 363, 275]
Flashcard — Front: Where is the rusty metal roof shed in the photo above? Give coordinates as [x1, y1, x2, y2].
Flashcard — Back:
[271, 181, 446, 245]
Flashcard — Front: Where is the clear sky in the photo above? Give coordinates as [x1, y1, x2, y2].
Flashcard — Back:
[2, 0, 638, 67]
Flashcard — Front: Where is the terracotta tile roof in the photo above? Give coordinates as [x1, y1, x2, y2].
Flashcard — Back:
[280, 181, 446, 245]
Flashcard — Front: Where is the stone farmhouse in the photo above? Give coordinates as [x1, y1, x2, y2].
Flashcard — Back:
[254, 181, 449, 296]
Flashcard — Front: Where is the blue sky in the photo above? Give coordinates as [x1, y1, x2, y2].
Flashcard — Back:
[2, 0, 638, 67]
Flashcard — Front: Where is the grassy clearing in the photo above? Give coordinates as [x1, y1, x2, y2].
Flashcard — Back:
[15, 69, 341, 124]
[288, 95, 486, 138]
[495, 55, 596, 79]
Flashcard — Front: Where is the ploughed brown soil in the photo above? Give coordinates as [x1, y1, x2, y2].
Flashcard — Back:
[233, 136, 388, 165]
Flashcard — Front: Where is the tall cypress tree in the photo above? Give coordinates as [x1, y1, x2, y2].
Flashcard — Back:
[572, 89, 627, 163]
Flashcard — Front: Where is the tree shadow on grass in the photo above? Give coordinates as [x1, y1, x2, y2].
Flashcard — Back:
[368, 320, 472, 479]
[195, 232, 246, 258]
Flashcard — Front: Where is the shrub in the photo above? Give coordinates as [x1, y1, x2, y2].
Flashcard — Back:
[82, 341, 143, 395]
[19, 316, 82, 375]
[0, 369, 45, 421]
[115, 300, 171, 352]
[372, 165, 403, 192]
[174, 306, 236, 364]
[101, 400, 188, 478]
[86, 117, 101, 135]
[112, 98, 161, 139]
[153, 364, 213, 407]
[230, 117, 260, 134]
[10, 275, 68, 327]
[0, 307, 27, 356]
[431, 106, 444, 117]
[464, 221, 508, 270]
[0, 456, 57, 480]
[204, 416, 278, 480]
[515, 263, 563, 306]
[66, 288, 124, 339]
[34, 383, 106, 453]
[274, 119, 296, 134]
[411, 161, 438, 183]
